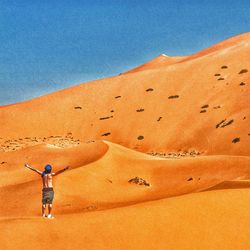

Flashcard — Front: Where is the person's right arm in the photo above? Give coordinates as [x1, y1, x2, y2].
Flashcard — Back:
[24, 163, 42, 175]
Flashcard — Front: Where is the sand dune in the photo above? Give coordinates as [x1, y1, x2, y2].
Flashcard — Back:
[123, 54, 186, 74]
[0, 33, 250, 249]
[1, 140, 249, 216]
[1, 34, 249, 156]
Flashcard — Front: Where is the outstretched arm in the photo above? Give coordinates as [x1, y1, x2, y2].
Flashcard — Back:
[53, 166, 69, 176]
[24, 163, 42, 175]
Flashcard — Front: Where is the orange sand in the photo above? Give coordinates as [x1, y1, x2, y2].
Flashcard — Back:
[0, 32, 250, 249]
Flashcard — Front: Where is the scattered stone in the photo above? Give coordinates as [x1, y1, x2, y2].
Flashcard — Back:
[147, 150, 202, 158]
[86, 140, 95, 143]
[128, 177, 150, 186]
[239, 69, 248, 74]
[232, 137, 240, 143]
[0, 134, 81, 152]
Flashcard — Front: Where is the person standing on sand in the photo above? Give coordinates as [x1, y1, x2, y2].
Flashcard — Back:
[24, 163, 69, 219]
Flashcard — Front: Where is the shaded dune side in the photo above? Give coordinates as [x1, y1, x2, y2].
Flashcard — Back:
[0, 140, 108, 187]
[1, 141, 249, 217]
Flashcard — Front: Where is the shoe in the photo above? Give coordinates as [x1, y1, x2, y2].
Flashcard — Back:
[47, 214, 54, 219]
[42, 214, 47, 218]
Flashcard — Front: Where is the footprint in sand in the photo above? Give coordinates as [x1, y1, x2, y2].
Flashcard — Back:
[137, 135, 144, 140]
[136, 108, 144, 112]
[168, 95, 179, 99]
[232, 137, 240, 143]
[106, 178, 113, 183]
[216, 119, 234, 128]
[213, 105, 221, 109]
[101, 132, 111, 137]
[201, 104, 209, 109]
[238, 69, 248, 74]
[99, 116, 113, 120]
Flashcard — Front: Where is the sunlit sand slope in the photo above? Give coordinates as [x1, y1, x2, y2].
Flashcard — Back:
[1, 33, 249, 155]
[1, 188, 250, 250]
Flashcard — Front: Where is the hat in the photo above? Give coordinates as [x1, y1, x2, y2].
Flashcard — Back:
[44, 164, 52, 173]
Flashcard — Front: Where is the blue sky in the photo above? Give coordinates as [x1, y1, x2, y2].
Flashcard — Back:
[0, 0, 250, 105]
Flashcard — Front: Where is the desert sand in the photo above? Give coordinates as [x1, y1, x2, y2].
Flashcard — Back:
[0, 32, 250, 250]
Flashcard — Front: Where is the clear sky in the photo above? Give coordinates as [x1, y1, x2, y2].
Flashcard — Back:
[0, 0, 250, 105]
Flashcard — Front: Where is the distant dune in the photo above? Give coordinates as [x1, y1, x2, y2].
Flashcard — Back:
[0, 32, 250, 250]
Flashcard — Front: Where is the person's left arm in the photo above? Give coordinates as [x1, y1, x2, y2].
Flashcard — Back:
[52, 166, 69, 176]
